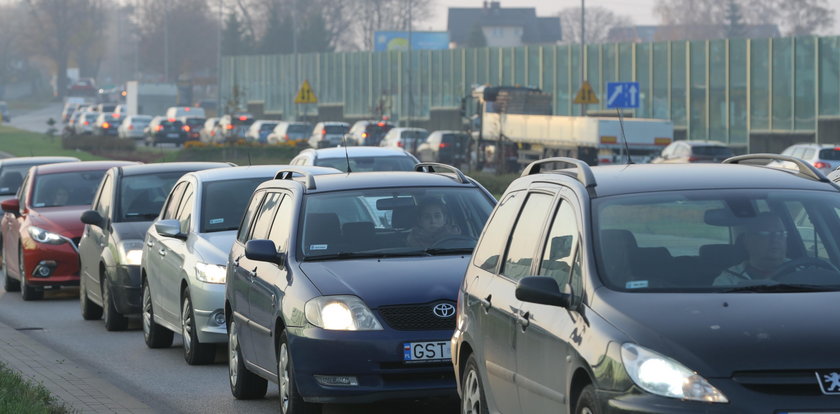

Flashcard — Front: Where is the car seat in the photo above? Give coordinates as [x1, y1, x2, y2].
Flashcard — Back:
[342, 221, 376, 251]
[599, 229, 640, 287]
[304, 213, 342, 252]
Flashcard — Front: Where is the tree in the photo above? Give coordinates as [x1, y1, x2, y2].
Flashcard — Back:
[222, 10, 254, 56]
[724, 0, 746, 38]
[558, 6, 634, 44]
[259, 5, 293, 54]
[348, 0, 434, 50]
[467, 24, 486, 48]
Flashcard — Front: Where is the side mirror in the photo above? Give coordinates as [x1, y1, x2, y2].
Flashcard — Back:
[515, 276, 570, 308]
[244, 239, 284, 266]
[80, 210, 105, 227]
[154, 219, 185, 239]
[1, 198, 20, 216]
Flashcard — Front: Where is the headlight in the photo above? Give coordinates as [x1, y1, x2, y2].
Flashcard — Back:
[195, 262, 226, 284]
[304, 296, 383, 331]
[27, 226, 65, 245]
[117, 240, 144, 266]
[621, 343, 728, 403]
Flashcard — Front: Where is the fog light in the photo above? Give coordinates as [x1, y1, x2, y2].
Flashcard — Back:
[211, 311, 226, 326]
[33, 261, 56, 278]
[314, 375, 358, 387]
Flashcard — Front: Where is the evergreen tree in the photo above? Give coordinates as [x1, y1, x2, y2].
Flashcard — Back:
[467, 24, 486, 48]
[222, 11, 252, 56]
[724, 0, 746, 38]
[299, 13, 332, 53]
[259, 11, 293, 54]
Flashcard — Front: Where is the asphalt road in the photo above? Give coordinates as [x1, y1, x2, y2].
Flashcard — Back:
[6, 102, 64, 134]
[0, 276, 459, 414]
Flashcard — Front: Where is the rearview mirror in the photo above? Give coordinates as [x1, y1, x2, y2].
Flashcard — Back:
[80, 210, 104, 227]
[155, 219, 185, 239]
[515, 276, 570, 308]
[1, 199, 20, 215]
[245, 239, 285, 266]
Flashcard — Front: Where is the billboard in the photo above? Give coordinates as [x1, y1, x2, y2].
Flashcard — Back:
[374, 31, 450, 52]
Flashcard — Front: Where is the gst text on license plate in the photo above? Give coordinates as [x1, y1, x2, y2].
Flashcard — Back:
[403, 341, 450, 361]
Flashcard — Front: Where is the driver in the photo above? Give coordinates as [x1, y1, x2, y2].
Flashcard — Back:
[713, 212, 789, 286]
[406, 198, 461, 248]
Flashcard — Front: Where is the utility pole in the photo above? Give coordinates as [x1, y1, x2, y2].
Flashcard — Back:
[217, 0, 223, 117]
[164, 2, 169, 82]
[293, 0, 299, 121]
[407, 0, 413, 130]
[580, 0, 585, 116]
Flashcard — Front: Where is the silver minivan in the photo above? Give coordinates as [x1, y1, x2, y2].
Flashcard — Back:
[770, 143, 840, 174]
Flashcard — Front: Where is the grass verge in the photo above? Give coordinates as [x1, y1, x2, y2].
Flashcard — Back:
[0, 126, 102, 160]
[0, 362, 72, 414]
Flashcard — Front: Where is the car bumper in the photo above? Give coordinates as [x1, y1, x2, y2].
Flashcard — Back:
[286, 326, 457, 404]
[22, 241, 80, 286]
[107, 264, 142, 315]
[188, 282, 227, 343]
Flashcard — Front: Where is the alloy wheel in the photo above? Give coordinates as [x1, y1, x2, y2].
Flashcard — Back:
[229, 321, 239, 387]
[181, 297, 193, 355]
[279, 342, 290, 412]
[142, 283, 152, 339]
[462, 367, 483, 414]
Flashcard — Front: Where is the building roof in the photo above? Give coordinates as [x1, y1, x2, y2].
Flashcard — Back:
[447, 2, 562, 46]
[607, 24, 781, 43]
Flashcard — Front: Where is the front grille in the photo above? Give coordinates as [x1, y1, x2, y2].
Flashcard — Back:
[732, 370, 823, 396]
[378, 301, 456, 331]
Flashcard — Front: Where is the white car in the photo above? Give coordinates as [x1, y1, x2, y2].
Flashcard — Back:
[379, 127, 429, 153]
[290, 146, 419, 172]
[245, 120, 279, 143]
[308, 121, 350, 148]
[267, 121, 312, 144]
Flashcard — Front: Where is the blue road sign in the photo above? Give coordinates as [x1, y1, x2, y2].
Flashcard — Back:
[606, 82, 640, 109]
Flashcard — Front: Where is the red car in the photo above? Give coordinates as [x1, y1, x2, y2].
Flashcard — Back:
[1, 160, 137, 300]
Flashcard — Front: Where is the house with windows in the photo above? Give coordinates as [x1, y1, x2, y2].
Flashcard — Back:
[447, 1, 562, 48]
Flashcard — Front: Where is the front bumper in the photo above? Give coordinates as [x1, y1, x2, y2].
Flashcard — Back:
[287, 326, 457, 404]
[107, 264, 142, 315]
[22, 241, 80, 287]
[188, 282, 227, 343]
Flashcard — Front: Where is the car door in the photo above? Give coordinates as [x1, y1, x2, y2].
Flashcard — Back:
[146, 181, 187, 323]
[79, 172, 114, 304]
[229, 190, 267, 361]
[3, 173, 29, 279]
[250, 192, 294, 369]
[516, 191, 580, 414]
[158, 184, 195, 325]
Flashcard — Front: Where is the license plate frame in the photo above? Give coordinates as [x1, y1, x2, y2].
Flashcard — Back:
[403, 341, 450, 362]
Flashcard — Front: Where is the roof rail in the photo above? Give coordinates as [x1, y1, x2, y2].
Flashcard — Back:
[414, 162, 469, 184]
[274, 168, 317, 190]
[521, 157, 597, 188]
[723, 154, 829, 183]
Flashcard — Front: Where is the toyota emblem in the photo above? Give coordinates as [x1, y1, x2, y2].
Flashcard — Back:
[433, 303, 456, 318]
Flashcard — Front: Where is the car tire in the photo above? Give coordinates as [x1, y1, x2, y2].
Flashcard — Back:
[228, 320, 268, 399]
[181, 291, 215, 365]
[278, 330, 320, 414]
[19, 247, 42, 301]
[79, 275, 102, 320]
[461, 354, 488, 414]
[142, 280, 173, 348]
[574, 384, 600, 414]
[3, 254, 20, 292]
[102, 278, 128, 331]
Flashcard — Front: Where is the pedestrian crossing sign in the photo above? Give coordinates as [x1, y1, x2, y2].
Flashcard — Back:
[573, 81, 599, 105]
[294, 80, 318, 104]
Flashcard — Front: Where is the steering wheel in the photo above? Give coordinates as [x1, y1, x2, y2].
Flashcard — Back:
[769, 256, 840, 280]
[430, 235, 477, 248]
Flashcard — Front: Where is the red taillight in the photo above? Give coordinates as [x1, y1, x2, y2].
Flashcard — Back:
[815, 161, 830, 169]
[377, 122, 385, 127]
[168, 118, 176, 122]
[102, 122, 110, 129]
[239, 116, 248, 121]
[183, 125, 191, 132]
[112, 113, 120, 119]
[226, 124, 234, 130]
[128, 125, 134, 130]
[688, 156, 699, 162]
[321, 129, 327, 135]
[83, 121, 89, 125]
[211, 130, 216, 136]
[439, 143, 449, 149]
[284, 134, 289, 141]
[156, 125, 164, 132]
[397, 141, 404, 148]
[184, 107, 191, 112]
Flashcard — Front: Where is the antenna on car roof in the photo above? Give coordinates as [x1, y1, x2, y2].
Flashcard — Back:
[617, 109, 634, 165]
[247, 150, 252, 166]
[341, 133, 352, 173]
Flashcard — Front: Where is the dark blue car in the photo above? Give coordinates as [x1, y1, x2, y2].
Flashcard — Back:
[225, 164, 495, 413]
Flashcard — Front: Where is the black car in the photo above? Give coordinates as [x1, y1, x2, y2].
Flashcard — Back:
[78, 162, 232, 330]
[226, 164, 496, 413]
[453, 155, 840, 413]
[146, 117, 187, 147]
[180, 117, 206, 142]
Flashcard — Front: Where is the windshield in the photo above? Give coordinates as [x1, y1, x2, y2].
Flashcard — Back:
[314, 156, 416, 172]
[324, 125, 349, 134]
[593, 189, 840, 292]
[32, 170, 107, 207]
[288, 124, 311, 134]
[200, 177, 270, 233]
[299, 187, 494, 259]
[0, 165, 33, 195]
[117, 172, 187, 222]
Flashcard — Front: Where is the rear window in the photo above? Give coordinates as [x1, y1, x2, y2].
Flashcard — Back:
[288, 124, 312, 134]
[315, 156, 416, 172]
[693, 146, 733, 157]
[401, 130, 429, 140]
[185, 118, 205, 128]
[819, 149, 840, 161]
[442, 133, 470, 144]
[201, 177, 270, 232]
[324, 125, 349, 134]
[261, 123, 278, 131]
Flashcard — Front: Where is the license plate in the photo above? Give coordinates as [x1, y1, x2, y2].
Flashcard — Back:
[167, 133, 178, 138]
[403, 341, 450, 361]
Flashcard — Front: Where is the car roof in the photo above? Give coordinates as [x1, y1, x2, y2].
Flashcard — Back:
[118, 162, 232, 177]
[34, 160, 138, 174]
[788, 143, 840, 149]
[521, 163, 837, 197]
[260, 170, 481, 194]
[0, 156, 80, 166]
[306, 147, 413, 159]
[185, 165, 308, 183]
[679, 140, 728, 147]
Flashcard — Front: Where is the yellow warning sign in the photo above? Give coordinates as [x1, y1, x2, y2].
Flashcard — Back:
[573, 81, 599, 105]
[294, 80, 318, 104]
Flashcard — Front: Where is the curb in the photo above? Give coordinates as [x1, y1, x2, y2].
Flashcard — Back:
[0, 319, 156, 413]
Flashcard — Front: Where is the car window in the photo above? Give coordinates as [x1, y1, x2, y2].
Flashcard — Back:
[162, 182, 188, 220]
[500, 192, 554, 281]
[324, 125, 349, 134]
[201, 177, 270, 233]
[118, 172, 186, 222]
[94, 174, 113, 218]
[238, 191, 266, 243]
[315, 156, 416, 172]
[539, 200, 579, 287]
[31, 170, 107, 208]
[802, 149, 816, 160]
[0, 164, 33, 195]
[472, 191, 524, 272]
[250, 193, 282, 240]
[819, 148, 840, 161]
[176, 187, 194, 234]
[267, 194, 294, 252]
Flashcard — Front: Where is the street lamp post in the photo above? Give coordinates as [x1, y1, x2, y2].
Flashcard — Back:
[580, 0, 585, 116]
[217, 0, 223, 117]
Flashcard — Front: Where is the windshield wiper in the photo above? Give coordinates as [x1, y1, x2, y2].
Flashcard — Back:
[721, 283, 839, 293]
[125, 213, 159, 219]
[424, 247, 473, 255]
[303, 251, 429, 261]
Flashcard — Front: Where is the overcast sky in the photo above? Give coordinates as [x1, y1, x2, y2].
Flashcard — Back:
[424, 0, 840, 35]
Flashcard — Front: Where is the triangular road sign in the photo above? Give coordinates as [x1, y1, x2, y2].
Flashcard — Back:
[573, 81, 599, 105]
[294, 80, 318, 104]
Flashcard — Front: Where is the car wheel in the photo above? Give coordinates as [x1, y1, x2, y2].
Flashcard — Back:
[181, 290, 215, 365]
[228, 320, 267, 399]
[574, 384, 600, 414]
[79, 275, 102, 320]
[3, 254, 20, 292]
[102, 278, 128, 331]
[278, 330, 320, 414]
[142, 280, 173, 348]
[19, 247, 42, 301]
[461, 354, 488, 414]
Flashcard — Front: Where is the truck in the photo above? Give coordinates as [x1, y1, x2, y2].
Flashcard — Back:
[469, 85, 674, 171]
[124, 81, 178, 117]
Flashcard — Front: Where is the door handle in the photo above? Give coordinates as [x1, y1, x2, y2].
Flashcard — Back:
[516, 311, 530, 329]
[271, 294, 276, 308]
[479, 295, 492, 312]
[158, 248, 166, 257]
[246, 267, 256, 280]
[146, 240, 154, 247]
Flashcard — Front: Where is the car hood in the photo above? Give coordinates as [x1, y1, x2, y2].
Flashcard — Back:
[29, 206, 88, 237]
[298, 255, 469, 308]
[190, 230, 236, 264]
[593, 289, 840, 378]
[111, 221, 154, 243]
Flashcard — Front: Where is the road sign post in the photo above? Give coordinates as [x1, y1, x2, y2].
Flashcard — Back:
[606, 82, 640, 109]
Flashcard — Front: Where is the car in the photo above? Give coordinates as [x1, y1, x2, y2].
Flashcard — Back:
[118, 115, 153, 140]
[140, 166, 336, 365]
[769, 143, 840, 175]
[308, 121, 350, 148]
[94, 103, 117, 113]
[200, 117, 220, 143]
[74, 112, 100, 135]
[218, 113, 255, 142]
[380, 127, 429, 154]
[290, 147, 419, 172]
[267, 121, 313, 145]
[145, 116, 186, 147]
[64, 110, 84, 136]
[166, 106, 206, 120]
[61, 102, 80, 124]
[94, 112, 120, 136]
[452, 155, 840, 414]
[225, 163, 496, 411]
[245, 120, 279, 143]
[417, 130, 471, 167]
[0, 161, 137, 300]
[651, 140, 734, 163]
[0, 156, 80, 203]
[346, 120, 394, 146]
[178, 116, 206, 142]
[78, 162, 233, 331]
